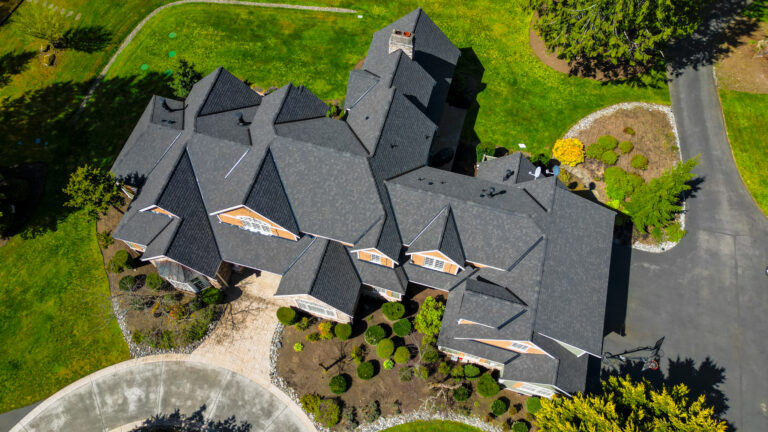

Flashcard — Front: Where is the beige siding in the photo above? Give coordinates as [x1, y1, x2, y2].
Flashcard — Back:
[151, 207, 175, 217]
[410, 251, 459, 275]
[218, 206, 297, 240]
[357, 249, 394, 267]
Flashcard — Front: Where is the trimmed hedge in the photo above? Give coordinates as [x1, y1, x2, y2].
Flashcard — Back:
[600, 150, 619, 165]
[334, 323, 352, 340]
[393, 346, 410, 364]
[392, 318, 411, 337]
[477, 372, 500, 397]
[376, 338, 395, 358]
[464, 363, 481, 379]
[525, 396, 542, 415]
[364, 325, 386, 345]
[277, 307, 297, 325]
[329, 375, 347, 394]
[512, 421, 529, 432]
[491, 398, 508, 416]
[119, 275, 135, 291]
[145, 273, 163, 290]
[631, 154, 649, 170]
[619, 141, 634, 154]
[357, 361, 375, 380]
[382, 302, 405, 320]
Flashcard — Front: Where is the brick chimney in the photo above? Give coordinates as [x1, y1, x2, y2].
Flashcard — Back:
[388, 29, 414, 59]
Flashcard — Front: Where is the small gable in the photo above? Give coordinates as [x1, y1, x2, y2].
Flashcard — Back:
[198, 68, 262, 117]
[274, 84, 328, 124]
[244, 151, 299, 235]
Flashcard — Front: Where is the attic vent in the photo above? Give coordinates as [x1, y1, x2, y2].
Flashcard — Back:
[389, 29, 414, 59]
[236, 112, 251, 126]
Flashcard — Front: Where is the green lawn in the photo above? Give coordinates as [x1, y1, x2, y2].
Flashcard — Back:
[383, 420, 483, 432]
[720, 89, 768, 216]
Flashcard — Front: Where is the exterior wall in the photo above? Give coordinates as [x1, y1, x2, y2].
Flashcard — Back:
[410, 251, 459, 275]
[217, 206, 297, 240]
[439, 346, 503, 370]
[151, 207, 175, 218]
[362, 284, 402, 301]
[123, 240, 145, 252]
[474, 339, 547, 355]
[501, 380, 557, 399]
[357, 249, 394, 268]
[291, 294, 352, 324]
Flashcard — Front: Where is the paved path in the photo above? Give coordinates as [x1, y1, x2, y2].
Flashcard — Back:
[604, 2, 768, 430]
[9, 356, 311, 432]
[0, 404, 38, 432]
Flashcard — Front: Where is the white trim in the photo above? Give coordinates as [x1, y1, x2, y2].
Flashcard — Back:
[302, 232, 353, 247]
[465, 260, 506, 272]
[538, 332, 600, 358]
[214, 205, 298, 240]
[225, 149, 250, 179]
[465, 338, 555, 359]
[349, 247, 397, 264]
[139, 204, 158, 212]
[295, 298, 338, 319]
[240, 215, 273, 236]
[423, 255, 446, 271]
[405, 206, 448, 246]
[510, 382, 557, 398]
[210, 204, 248, 216]
[406, 249, 464, 270]
[456, 318, 495, 329]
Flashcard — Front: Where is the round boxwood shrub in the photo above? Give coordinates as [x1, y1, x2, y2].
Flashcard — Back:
[491, 398, 508, 416]
[108, 250, 132, 273]
[477, 372, 500, 397]
[453, 386, 471, 402]
[334, 323, 352, 340]
[383, 359, 394, 370]
[600, 150, 619, 165]
[145, 273, 163, 291]
[357, 361, 375, 380]
[382, 302, 405, 320]
[392, 318, 411, 337]
[631, 154, 649, 170]
[393, 346, 410, 364]
[200, 287, 222, 305]
[376, 338, 395, 358]
[512, 421, 529, 432]
[525, 396, 541, 415]
[597, 135, 618, 150]
[119, 275, 136, 291]
[316, 399, 340, 427]
[464, 363, 481, 379]
[364, 324, 385, 345]
[276, 307, 297, 325]
[329, 374, 347, 394]
[422, 346, 439, 363]
[618, 140, 634, 154]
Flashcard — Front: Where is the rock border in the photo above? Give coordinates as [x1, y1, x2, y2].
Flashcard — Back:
[563, 102, 685, 253]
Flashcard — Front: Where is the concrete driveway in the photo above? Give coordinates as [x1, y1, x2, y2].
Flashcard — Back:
[10, 357, 310, 432]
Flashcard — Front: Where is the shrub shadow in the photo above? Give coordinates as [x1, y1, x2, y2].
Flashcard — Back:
[131, 404, 252, 431]
[0, 50, 35, 87]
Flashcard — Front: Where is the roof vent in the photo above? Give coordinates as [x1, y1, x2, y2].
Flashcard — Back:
[503, 169, 514, 181]
[236, 112, 251, 127]
[389, 29, 414, 59]
[161, 97, 175, 112]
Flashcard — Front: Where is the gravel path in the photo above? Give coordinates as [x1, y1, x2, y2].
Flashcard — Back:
[77, 0, 357, 112]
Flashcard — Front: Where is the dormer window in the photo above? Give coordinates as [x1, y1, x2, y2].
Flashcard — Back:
[369, 253, 382, 264]
[510, 342, 529, 353]
[423, 256, 445, 271]
[240, 216, 272, 236]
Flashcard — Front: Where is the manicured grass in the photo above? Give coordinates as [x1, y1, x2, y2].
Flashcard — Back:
[383, 420, 483, 432]
[720, 89, 768, 216]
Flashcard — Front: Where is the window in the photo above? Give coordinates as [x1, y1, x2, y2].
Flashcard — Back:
[169, 279, 196, 293]
[369, 253, 382, 264]
[241, 216, 272, 236]
[422, 256, 445, 271]
[509, 342, 530, 353]
[296, 299, 337, 319]
[191, 277, 210, 291]
[517, 383, 555, 398]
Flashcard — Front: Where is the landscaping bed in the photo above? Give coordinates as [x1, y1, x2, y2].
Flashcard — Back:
[275, 289, 538, 431]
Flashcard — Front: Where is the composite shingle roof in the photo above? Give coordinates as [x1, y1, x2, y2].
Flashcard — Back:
[198, 67, 262, 117]
[274, 84, 328, 124]
[243, 150, 299, 234]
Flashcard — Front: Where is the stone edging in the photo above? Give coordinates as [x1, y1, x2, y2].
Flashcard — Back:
[562, 102, 686, 253]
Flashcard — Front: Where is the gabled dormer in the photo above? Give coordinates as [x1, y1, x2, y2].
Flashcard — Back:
[406, 207, 464, 275]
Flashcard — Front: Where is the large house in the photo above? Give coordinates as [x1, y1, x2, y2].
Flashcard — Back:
[111, 8, 615, 398]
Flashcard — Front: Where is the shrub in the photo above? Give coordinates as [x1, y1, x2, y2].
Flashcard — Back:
[492, 399, 509, 416]
[398, 367, 413, 382]
[329, 375, 347, 394]
[464, 364, 481, 379]
[551, 138, 585, 167]
[318, 321, 334, 340]
[185, 317, 210, 343]
[451, 365, 465, 380]
[414, 296, 445, 337]
[351, 344, 365, 364]
[597, 135, 618, 150]
[619, 141, 634, 154]
[666, 221, 686, 243]
[525, 397, 542, 415]
[276, 307, 297, 325]
[295, 317, 310, 331]
[383, 359, 395, 370]
[509, 403, 519, 415]
[422, 346, 439, 363]
[334, 323, 352, 340]
[604, 166, 644, 202]
[362, 401, 380, 423]
[364, 325, 386, 345]
[357, 361, 375, 380]
[294, 342, 304, 352]
[600, 150, 619, 165]
[146, 273, 163, 291]
[586, 135, 618, 160]
[477, 373, 500, 397]
[631, 154, 649, 170]
[623, 127, 636, 136]
[586, 142, 604, 160]
[625, 158, 698, 232]
[131, 330, 145, 344]
[392, 318, 411, 337]
[316, 399, 341, 427]
[438, 361, 451, 375]
[300, 394, 321, 413]
[200, 287, 222, 305]
[305, 333, 320, 342]
[512, 421, 529, 432]
[382, 302, 405, 320]
[393, 346, 411, 364]
[97, 231, 114, 248]
[342, 406, 358, 429]
[376, 338, 395, 358]
[453, 386, 471, 402]
[108, 250, 132, 273]
[119, 275, 136, 291]
[416, 365, 431, 380]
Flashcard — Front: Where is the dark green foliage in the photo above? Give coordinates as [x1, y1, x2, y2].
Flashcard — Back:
[398, 367, 413, 382]
[362, 400, 380, 423]
[597, 135, 619, 150]
[305, 333, 320, 342]
[625, 158, 698, 232]
[329, 375, 347, 394]
[586, 136, 619, 160]
[170, 58, 203, 98]
[184, 316, 210, 343]
[276, 307, 296, 325]
[453, 385, 471, 402]
[131, 330, 145, 344]
[421, 346, 439, 363]
[416, 365, 431, 380]
[107, 250, 132, 273]
[464, 364, 481, 379]
[376, 338, 395, 358]
[382, 302, 405, 320]
[145, 273, 163, 291]
[357, 361, 374, 380]
[623, 127, 636, 136]
[12, 4, 70, 45]
[414, 296, 445, 337]
[631, 154, 649, 170]
[148, 329, 175, 350]
[96, 231, 113, 248]
[586, 142, 604, 160]
[451, 365, 465, 381]
[316, 399, 341, 427]
[200, 287, 222, 305]
[119, 275, 135, 291]
[600, 150, 619, 165]
[530, 152, 550, 165]
[618, 141, 634, 154]
[295, 316, 310, 331]
[604, 166, 644, 201]
[477, 372, 500, 397]
[512, 421, 529, 432]
[300, 394, 321, 413]
[364, 325, 385, 345]
[394, 346, 410, 364]
[526, 397, 542, 415]
[63, 165, 124, 221]
[492, 398, 509, 416]
[334, 323, 352, 340]
[438, 361, 451, 375]
[392, 318, 411, 337]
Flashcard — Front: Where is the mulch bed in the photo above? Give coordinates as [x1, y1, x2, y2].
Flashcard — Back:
[276, 288, 537, 431]
[716, 19, 768, 94]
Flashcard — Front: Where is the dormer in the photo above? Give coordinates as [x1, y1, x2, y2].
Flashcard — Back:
[388, 29, 414, 59]
[406, 207, 464, 275]
[353, 248, 395, 268]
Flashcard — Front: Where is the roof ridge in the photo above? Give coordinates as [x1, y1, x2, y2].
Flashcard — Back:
[308, 239, 333, 296]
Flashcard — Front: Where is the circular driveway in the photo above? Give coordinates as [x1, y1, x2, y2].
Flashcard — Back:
[11, 357, 311, 432]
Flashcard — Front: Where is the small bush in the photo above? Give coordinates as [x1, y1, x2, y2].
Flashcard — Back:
[451, 365, 465, 380]
[631, 154, 649, 170]
[464, 364, 481, 379]
[97, 231, 114, 248]
[551, 138, 585, 167]
[334, 323, 352, 340]
[200, 287, 222, 305]
[351, 344, 365, 364]
[276, 307, 297, 325]
[666, 221, 686, 243]
[512, 421, 529, 432]
[605, 166, 644, 202]
[393, 346, 410, 364]
[316, 399, 341, 427]
[623, 126, 636, 136]
[119, 275, 136, 291]
[295, 316, 310, 331]
[131, 330, 145, 344]
[364, 325, 386, 345]
[438, 361, 451, 375]
[416, 365, 431, 380]
[329, 375, 347, 394]
[509, 403, 519, 415]
[586, 135, 619, 160]
[357, 361, 375, 380]
[597, 135, 618, 150]
[382, 302, 405, 320]
[146, 273, 163, 291]
[585, 142, 604, 160]
[342, 406, 358, 429]
[185, 317, 210, 343]
[376, 338, 395, 358]
[305, 333, 320, 342]
[600, 150, 619, 165]
[477, 373, 500, 397]
[619, 141, 634, 154]
[392, 318, 411, 337]
[422, 346, 439, 363]
[318, 321, 334, 340]
[491, 398, 508, 416]
[398, 366, 413, 382]
[453, 386, 471, 402]
[108, 250, 132, 273]
[383, 359, 395, 370]
[525, 397, 542, 415]
[362, 400, 380, 423]
[300, 394, 321, 413]
[294, 342, 304, 352]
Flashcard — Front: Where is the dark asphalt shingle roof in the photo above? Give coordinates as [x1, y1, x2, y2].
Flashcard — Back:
[353, 257, 407, 294]
[244, 150, 299, 234]
[274, 117, 368, 156]
[195, 105, 258, 146]
[112, 205, 172, 247]
[198, 67, 262, 117]
[274, 84, 328, 124]
[345, 69, 380, 109]
[151, 96, 184, 130]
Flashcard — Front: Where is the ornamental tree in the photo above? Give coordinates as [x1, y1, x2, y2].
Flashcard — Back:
[552, 138, 584, 167]
[63, 165, 124, 220]
[536, 375, 726, 431]
[12, 4, 69, 46]
[171, 58, 203, 98]
[529, 0, 706, 67]
[413, 296, 445, 337]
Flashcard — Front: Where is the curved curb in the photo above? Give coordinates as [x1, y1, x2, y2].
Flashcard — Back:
[76, 0, 357, 114]
[562, 102, 686, 253]
[10, 354, 317, 432]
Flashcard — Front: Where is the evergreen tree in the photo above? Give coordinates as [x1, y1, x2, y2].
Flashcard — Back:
[413, 296, 445, 337]
[170, 58, 203, 98]
[12, 3, 70, 46]
[63, 165, 124, 220]
[537, 375, 726, 431]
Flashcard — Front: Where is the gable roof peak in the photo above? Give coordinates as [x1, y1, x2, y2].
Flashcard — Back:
[197, 67, 262, 117]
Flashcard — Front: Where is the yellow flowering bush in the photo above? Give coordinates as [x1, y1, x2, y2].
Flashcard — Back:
[552, 138, 585, 166]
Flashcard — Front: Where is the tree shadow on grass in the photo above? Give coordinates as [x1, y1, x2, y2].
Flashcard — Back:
[63, 26, 113, 53]
[0, 50, 36, 87]
[131, 404, 252, 431]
